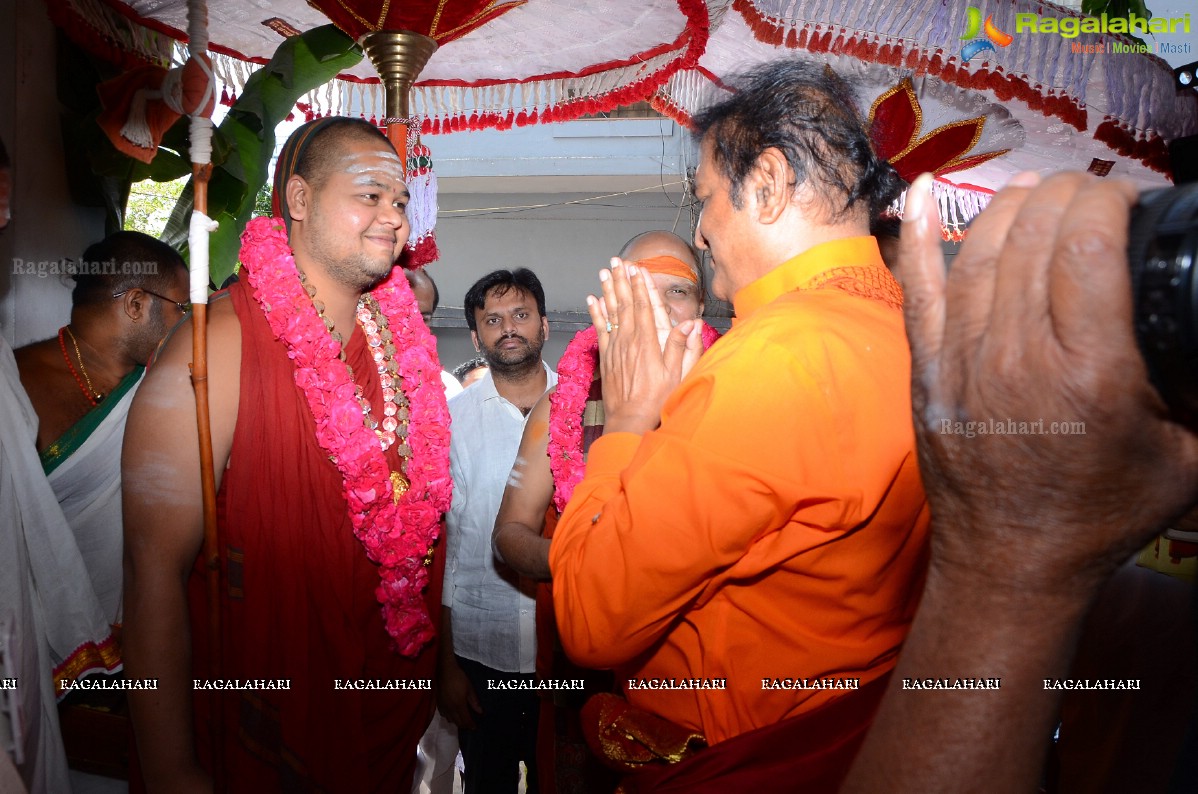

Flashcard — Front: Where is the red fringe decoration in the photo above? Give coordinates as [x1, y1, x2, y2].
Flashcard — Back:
[726, 0, 1175, 169]
[407, 235, 440, 269]
[993, 73, 1014, 101]
[45, 0, 165, 74]
[735, 0, 772, 43]
[650, 92, 696, 130]
[1093, 118, 1172, 178]
[52, 0, 710, 143]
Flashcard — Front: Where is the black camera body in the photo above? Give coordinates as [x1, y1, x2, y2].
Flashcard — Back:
[1129, 184, 1198, 424]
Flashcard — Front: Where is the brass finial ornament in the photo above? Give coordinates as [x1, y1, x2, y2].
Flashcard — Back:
[360, 31, 438, 119]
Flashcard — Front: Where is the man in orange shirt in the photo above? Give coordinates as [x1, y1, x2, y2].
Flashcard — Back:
[549, 60, 929, 790]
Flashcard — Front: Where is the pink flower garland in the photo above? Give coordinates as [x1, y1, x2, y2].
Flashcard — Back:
[548, 322, 721, 513]
[239, 217, 452, 657]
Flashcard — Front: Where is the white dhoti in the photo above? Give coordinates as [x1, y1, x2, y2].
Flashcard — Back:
[0, 338, 114, 792]
[41, 366, 143, 627]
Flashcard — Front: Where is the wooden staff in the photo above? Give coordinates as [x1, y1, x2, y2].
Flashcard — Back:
[189, 165, 223, 785]
[184, 0, 224, 782]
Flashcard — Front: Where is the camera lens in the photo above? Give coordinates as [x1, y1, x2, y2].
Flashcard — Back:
[1128, 183, 1198, 424]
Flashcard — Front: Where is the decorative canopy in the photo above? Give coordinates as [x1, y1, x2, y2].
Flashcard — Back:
[655, 0, 1198, 237]
[45, 0, 1198, 241]
[47, 0, 715, 134]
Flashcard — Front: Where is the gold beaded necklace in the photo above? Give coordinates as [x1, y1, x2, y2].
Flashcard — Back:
[61, 325, 103, 404]
[298, 272, 411, 460]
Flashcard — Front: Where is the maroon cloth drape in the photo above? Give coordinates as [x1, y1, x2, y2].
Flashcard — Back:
[536, 364, 620, 793]
[187, 280, 443, 791]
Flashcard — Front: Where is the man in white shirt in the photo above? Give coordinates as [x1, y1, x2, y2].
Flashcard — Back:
[439, 268, 555, 794]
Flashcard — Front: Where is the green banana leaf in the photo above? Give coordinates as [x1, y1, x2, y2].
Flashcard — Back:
[162, 24, 363, 287]
[1080, 0, 1153, 45]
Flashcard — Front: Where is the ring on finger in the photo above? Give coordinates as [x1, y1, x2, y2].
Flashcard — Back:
[606, 321, 619, 333]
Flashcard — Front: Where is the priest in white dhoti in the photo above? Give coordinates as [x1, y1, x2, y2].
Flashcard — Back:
[14, 230, 189, 664]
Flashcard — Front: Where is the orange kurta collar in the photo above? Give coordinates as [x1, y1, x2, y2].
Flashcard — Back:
[732, 237, 885, 323]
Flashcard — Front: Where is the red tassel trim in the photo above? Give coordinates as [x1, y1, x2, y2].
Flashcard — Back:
[51, 0, 710, 141]
[407, 234, 440, 269]
[45, 0, 165, 73]
[1094, 118, 1171, 177]
[651, 93, 697, 130]
[735, 0, 782, 45]
[727, 0, 1169, 162]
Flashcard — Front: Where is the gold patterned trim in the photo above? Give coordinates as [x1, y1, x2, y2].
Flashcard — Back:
[801, 265, 905, 311]
[867, 78, 921, 138]
[433, 1, 527, 42]
[332, 0, 393, 33]
[53, 631, 122, 698]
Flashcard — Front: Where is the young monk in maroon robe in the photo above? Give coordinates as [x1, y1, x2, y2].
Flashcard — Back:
[123, 117, 450, 792]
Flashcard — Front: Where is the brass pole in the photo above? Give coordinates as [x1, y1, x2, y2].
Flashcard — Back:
[360, 31, 438, 162]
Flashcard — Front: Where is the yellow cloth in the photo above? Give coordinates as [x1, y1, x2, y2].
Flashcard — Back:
[550, 237, 930, 746]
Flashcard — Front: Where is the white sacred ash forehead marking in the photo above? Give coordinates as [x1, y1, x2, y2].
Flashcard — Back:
[339, 151, 407, 185]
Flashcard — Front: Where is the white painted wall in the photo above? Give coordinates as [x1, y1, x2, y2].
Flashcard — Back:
[0, 0, 107, 347]
[427, 185, 698, 373]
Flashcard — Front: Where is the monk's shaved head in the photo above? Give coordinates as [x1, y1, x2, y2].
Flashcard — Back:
[620, 230, 700, 270]
[294, 119, 392, 193]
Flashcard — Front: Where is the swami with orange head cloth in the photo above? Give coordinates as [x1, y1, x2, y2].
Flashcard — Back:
[492, 230, 719, 793]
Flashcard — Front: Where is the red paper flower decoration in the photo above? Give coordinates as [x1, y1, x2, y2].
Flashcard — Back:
[869, 78, 1009, 184]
